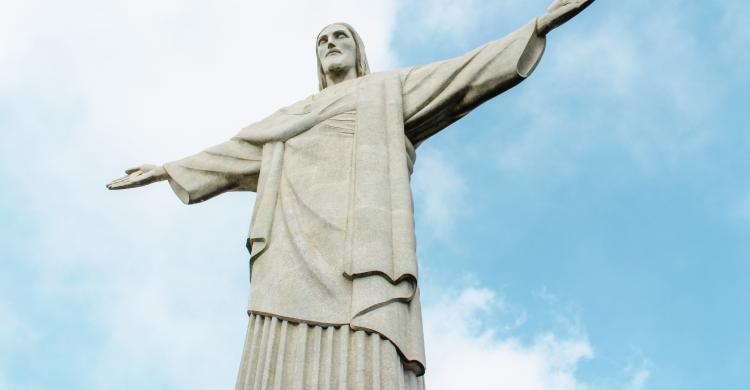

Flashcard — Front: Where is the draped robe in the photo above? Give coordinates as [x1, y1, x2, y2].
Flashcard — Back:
[163, 20, 546, 377]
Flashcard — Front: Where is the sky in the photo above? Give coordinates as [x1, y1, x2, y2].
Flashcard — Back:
[1, 0, 748, 389]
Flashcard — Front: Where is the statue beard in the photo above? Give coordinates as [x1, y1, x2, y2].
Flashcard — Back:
[323, 59, 355, 78]
[324, 54, 356, 76]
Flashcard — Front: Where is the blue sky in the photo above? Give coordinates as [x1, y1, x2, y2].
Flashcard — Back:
[1, 0, 748, 389]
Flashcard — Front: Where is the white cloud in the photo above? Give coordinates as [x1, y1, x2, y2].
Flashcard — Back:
[0, 303, 23, 346]
[0, 303, 35, 390]
[490, 0, 723, 179]
[412, 148, 470, 239]
[718, 0, 750, 69]
[0, 0, 398, 388]
[423, 286, 594, 390]
[423, 285, 656, 390]
[624, 363, 650, 390]
[532, 286, 559, 304]
[587, 355, 651, 390]
[734, 192, 750, 222]
[395, 0, 541, 49]
[416, 0, 485, 39]
[0, 1, 663, 389]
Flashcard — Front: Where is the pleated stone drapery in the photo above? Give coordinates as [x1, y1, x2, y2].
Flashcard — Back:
[236, 314, 425, 390]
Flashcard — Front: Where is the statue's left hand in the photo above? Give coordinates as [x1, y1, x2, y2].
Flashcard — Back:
[537, 0, 595, 36]
[106, 164, 168, 190]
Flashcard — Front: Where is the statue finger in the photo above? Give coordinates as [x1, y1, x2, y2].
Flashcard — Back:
[111, 173, 141, 183]
[125, 167, 142, 174]
[110, 174, 152, 189]
[109, 181, 142, 190]
[107, 173, 147, 188]
[106, 178, 135, 189]
[106, 176, 132, 187]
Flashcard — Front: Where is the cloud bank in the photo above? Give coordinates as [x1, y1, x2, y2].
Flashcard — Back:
[424, 286, 593, 390]
[1, 1, 397, 388]
[0, 1, 665, 389]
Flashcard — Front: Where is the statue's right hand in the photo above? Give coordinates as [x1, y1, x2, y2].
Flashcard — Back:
[106, 164, 168, 190]
[538, 0, 595, 35]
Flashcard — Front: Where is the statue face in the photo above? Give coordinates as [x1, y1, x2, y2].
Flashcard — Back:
[317, 24, 357, 76]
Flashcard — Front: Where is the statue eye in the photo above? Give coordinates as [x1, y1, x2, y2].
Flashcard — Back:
[335, 32, 348, 39]
[318, 37, 328, 45]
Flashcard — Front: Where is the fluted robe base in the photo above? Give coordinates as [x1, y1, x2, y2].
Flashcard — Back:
[236, 314, 425, 390]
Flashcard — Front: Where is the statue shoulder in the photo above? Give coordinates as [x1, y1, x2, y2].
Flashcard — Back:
[279, 94, 315, 115]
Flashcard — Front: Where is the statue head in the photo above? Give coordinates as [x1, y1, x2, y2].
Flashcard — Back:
[316, 23, 370, 90]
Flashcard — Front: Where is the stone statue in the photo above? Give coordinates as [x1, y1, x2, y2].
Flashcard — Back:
[106, 1, 594, 388]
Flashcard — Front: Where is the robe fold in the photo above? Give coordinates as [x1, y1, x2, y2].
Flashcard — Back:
[163, 19, 546, 377]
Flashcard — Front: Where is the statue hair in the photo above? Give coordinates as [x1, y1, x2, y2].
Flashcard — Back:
[316, 23, 370, 91]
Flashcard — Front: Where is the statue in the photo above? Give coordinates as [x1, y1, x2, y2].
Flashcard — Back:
[106, 1, 594, 388]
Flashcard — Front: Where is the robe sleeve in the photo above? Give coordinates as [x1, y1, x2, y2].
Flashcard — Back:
[163, 138, 262, 205]
[401, 19, 546, 145]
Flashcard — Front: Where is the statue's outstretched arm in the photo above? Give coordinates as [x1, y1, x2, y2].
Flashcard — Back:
[401, 0, 594, 144]
[106, 137, 262, 204]
[536, 0, 595, 36]
[402, 19, 546, 144]
[161, 139, 262, 204]
[106, 164, 167, 190]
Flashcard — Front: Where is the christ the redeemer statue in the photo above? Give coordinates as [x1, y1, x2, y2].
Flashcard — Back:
[107, 1, 594, 388]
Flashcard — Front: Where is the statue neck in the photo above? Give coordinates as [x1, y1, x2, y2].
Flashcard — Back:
[324, 67, 357, 88]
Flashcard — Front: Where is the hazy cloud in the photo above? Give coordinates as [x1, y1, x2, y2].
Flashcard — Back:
[412, 148, 470, 239]
[423, 285, 593, 390]
[492, 0, 724, 179]
[0, 1, 672, 389]
[0, 303, 33, 390]
[623, 362, 651, 390]
[395, 0, 541, 48]
[718, 0, 750, 69]
[1, 1, 398, 388]
[0, 303, 23, 346]
[423, 284, 654, 390]
[532, 286, 559, 304]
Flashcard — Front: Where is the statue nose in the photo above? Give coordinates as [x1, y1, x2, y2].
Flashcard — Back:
[327, 42, 335, 49]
